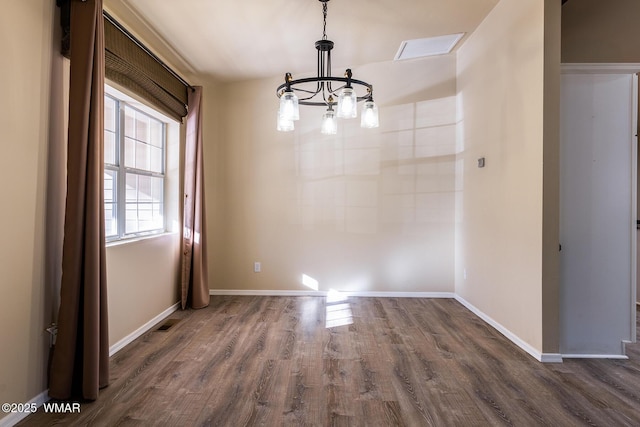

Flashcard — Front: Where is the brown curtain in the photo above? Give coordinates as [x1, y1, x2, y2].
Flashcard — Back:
[181, 87, 209, 309]
[49, 0, 109, 401]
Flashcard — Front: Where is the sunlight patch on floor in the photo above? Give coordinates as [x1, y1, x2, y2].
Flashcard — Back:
[325, 289, 353, 328]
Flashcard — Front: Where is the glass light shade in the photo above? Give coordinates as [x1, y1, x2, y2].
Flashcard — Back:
[360, 100, 379, 128]
[337, 87, 357, 118]
[279, 90, 299, 121]
[321, 109, 337, 135]
[277, 112, 294, 132]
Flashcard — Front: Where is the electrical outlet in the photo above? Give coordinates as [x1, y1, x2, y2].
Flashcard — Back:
[254, 262, 261, 273]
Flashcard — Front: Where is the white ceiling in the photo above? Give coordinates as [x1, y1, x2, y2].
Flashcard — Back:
[103, 0, 499, 83]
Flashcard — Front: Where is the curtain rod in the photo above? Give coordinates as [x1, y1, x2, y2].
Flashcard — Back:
[103, 10, 194, 92]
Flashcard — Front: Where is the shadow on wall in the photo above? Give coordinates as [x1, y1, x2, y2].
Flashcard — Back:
[293, 96, 459, 236]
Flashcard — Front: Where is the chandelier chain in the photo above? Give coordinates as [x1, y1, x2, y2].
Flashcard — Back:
[322, 2, 328, 40]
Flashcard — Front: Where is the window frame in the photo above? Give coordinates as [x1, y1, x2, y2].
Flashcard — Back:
[105, 91, 168, 242]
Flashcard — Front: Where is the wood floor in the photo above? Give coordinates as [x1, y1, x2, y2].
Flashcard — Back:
[18, 296, 640, 426]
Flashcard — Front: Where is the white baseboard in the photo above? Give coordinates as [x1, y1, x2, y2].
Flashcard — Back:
[561, 354, 629, 360]
[109, 302, 180, 356]
[557, 334, 631, 360]
[210, 289, 326, 297]
[540, 353, 564, 363]
[453, 295, 563, 363]
[0, 390, 49, 427]
[209, 289, 455, 298]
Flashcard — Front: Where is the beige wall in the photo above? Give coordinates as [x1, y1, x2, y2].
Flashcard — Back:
[206, 56, 459, 293]
[562, 0, 640, 63]
[0, 1, 57, 414]
[456, 0, 552, 353]
[107, 234, 180, 346]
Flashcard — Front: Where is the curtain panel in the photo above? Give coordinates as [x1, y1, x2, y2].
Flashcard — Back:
[49, 0, 109, 401]
[181, 87, 209, 309]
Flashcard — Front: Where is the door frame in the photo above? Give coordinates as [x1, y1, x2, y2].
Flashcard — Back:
[561, 63, 638, 350]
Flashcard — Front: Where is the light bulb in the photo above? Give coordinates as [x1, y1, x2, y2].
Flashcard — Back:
[321, 108, 337, 135]
[337, 87, 357, 118]
[360, 100, 379, 128]
[278, 90, 299, 121]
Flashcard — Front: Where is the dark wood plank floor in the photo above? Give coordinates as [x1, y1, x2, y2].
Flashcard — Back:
[17, 297, 640, 426]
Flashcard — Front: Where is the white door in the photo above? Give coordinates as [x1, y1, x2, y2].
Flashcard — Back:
[560, 72, 637, 356]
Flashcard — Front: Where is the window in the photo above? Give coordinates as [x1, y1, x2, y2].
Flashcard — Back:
[104, 93, 167, 240]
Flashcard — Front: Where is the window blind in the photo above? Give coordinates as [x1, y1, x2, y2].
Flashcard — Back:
[104, 13, 189, 120]
[57, 2, 190, 121]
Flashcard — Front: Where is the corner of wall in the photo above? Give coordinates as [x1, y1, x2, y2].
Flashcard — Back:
[541, 0, 562, 354]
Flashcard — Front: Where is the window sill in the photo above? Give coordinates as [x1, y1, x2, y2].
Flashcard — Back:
[106, 231, 178, 248]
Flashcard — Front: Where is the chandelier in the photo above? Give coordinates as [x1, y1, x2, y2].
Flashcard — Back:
[276, 0, 379, 134]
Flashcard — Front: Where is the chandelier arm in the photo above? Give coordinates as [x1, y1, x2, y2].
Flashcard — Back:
[292, 87, 324, 96]
[317, 48, 324, 93]
[319, 48, 328, 102]
[327, 50, 333, 93]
